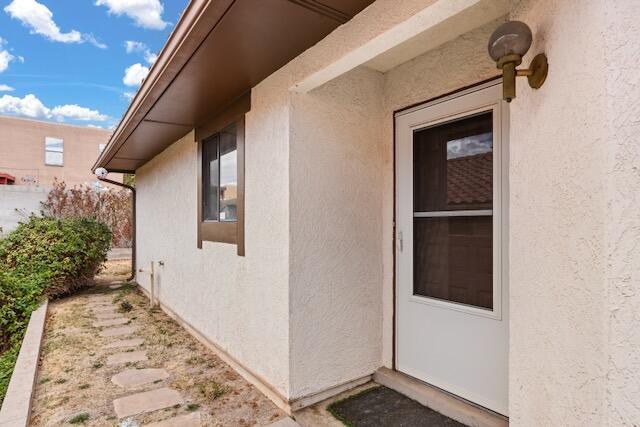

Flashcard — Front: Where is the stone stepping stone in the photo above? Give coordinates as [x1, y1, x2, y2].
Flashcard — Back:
[144, 412, 201, 427]
[88, 297, 113, 303]
[103, 338, 145, 349]
[111, 368, 170, 388]
[95, 311, 122, 320]
[100, 326, 137, 338]
[113, 387, 184, 418]
[92, 307, 117, 314]
[110, 284, 123, 289]
[107, 351, 148, 366]
[94, 318, 130, 328]
[89, 303, 114, 310]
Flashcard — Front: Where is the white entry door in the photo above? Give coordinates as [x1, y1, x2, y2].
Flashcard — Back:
[395, 82, 508, 416]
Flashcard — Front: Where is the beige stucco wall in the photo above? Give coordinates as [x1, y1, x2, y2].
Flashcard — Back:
[136, 87, 292, 397]
[602, 2, 640, 424]
[135, 0, 640, 421]
[508, 0, 640, 425]
[0, 115, 118, 186]
[134, 0, 492, 403]
[508, 0, 608, 425]
[134, 0, 507, 404]
[288, 66, 385, 399]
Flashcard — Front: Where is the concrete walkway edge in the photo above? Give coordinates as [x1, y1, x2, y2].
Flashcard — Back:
[0, 300, 48, 427]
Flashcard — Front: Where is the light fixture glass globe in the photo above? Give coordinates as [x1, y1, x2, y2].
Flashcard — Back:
[95, 167, 108, 179]
[488, 21, 533, 61]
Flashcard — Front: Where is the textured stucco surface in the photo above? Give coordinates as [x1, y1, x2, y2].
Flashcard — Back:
[288, 66, 385, 399]
[135, 0, 506, 403]
[602, 1, 640, 425]
[135, 0, 640, 420]
[508, 0, 610, 425]
[136, 112, 291, 396]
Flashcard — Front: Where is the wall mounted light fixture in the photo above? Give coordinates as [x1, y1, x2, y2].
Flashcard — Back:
[488, 21, 548, 102]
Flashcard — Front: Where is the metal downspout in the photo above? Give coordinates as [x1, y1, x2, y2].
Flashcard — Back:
[98, 177, 136, 282]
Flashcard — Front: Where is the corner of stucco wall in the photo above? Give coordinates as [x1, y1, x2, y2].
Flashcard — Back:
[287, 65, 385, 399]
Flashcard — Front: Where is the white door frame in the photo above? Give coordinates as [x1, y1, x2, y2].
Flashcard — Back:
[394, 80, 509, 415]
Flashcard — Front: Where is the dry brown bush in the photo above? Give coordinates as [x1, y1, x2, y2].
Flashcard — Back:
[41, 179, 132, 247]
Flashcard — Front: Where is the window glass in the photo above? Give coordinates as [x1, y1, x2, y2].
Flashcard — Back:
[219, 125, 237, 222]
[45, 137, 64, 166]
[99, 143, 106, 154]
[413, 111, 494, 310]
[202, 134, 220, 221]
[202, 123, 237, 222]
[414, 112, 492, 212]
[414, 216, 493, 309]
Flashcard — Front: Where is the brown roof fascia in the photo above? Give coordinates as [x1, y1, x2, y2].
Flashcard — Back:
[92, 0, 235, 172]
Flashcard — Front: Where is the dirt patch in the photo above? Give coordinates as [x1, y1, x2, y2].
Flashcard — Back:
[30, 261, 286, 426]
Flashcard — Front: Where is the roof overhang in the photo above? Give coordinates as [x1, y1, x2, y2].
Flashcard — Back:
[94, 0, 376, 173]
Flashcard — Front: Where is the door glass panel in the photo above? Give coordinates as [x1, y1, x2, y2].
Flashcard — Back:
[414, 217, 493, 309]
[413, 111, 494, 309]
[414, 112, 493, 212]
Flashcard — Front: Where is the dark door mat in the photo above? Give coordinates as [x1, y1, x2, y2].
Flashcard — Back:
[328, 386, 467, 427]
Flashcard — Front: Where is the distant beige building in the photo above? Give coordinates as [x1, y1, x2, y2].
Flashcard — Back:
[0, 115, 120, 187]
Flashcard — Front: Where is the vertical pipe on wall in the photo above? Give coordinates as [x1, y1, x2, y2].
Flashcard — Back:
[97, 177, 136, 281]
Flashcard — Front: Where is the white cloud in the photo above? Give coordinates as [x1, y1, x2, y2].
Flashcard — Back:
[125, 40, 157, 65]
[4, 0, 107, 48]
[0, 50, 15, 73]
[84, 34, 108, 49]
[123, 91, 135, 100]
[0, 38, 17, 73]
[144, 50, 157, 65]
[5, 0, 82, 43]
[0, 84, 14, 91]
[86, 124, 103, 129]
[96, 0, 168, 30]
[123, 63, 149, 87]
[124, 40, 146, 53]
[51, 104, 108, 121]
[0, 93, 49, 118]
[0, 93, 108, 122]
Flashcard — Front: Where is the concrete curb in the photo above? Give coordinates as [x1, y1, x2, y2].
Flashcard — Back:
[0, 301, 48, 427]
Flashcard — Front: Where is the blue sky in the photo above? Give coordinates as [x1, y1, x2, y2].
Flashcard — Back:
[0, 0, 189, 129]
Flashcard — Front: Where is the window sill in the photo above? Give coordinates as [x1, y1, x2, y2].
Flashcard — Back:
[200, 221, 237, 245]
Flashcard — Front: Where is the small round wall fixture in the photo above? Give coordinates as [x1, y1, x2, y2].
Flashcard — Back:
[95, 167, 109, 179]
[488, 20, 548, 102]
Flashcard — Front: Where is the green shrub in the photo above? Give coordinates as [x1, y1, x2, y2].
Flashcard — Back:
[0, 216, 111, 405]
[0, 266, 46, 353]
[68, 412, 90, 424]
[0, 216, 111, 299]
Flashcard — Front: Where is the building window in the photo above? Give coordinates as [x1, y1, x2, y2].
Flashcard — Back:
[99, 143, 106, 154]
[45, 137, 64, 166]
[203, 123, 238, 222]
[198, 117, 245, 255]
